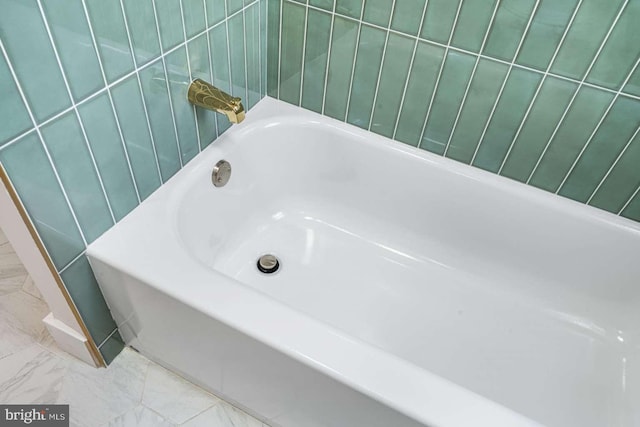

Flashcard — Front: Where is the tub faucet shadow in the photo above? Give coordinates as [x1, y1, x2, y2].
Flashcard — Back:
[187, 78, 245, 124]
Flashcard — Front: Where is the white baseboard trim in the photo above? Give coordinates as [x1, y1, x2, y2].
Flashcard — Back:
[43, 313, 99, 367]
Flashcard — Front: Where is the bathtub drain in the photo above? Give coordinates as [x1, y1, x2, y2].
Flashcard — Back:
[257, 254, 280, 274]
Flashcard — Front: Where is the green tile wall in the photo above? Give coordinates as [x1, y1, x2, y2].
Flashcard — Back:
[268, 0, 640, 223]
[0, 0, 266, 363]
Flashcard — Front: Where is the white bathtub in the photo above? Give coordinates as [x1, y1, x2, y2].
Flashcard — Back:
[87, 97, 640, 427]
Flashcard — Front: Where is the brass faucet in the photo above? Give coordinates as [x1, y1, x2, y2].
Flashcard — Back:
[187, 79, 245, 124]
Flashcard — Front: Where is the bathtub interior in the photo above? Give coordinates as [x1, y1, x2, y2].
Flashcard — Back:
[172, 102, 640, 427]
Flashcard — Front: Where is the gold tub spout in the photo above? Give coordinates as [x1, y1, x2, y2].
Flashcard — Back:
[187, 78, 245, 124]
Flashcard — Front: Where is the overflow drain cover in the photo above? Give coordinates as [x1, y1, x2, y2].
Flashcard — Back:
[257, 254, 280, 274]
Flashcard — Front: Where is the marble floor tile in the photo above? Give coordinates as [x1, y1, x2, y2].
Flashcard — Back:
[102, 405, 177, 427]
[0, 249, 28, 294]
[58, 348, 149, 427]
[0, 344, 68, 404]
[181, 401, 266, 427]
[142, 363, 219, 424]
[22, 275, 43, 300]
[0, 291, 49, 339]
[0, 320, 37, 360]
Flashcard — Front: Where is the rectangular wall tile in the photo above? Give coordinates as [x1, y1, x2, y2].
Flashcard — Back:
[473, 68, 542, 173]
[559, 97, 640, 202]
[451, 0, 498, 52]
[206, 0, 226, 25]
[166, 47, 200, 165]
[324, 16, 359, 120]
[42, 0, 104, 101]
[155, 0, 185, 51]
[209, 24, 233, 135]
[122, 0, 162, 66]
[590, 131, 640, 215]
[550, 0, 624, 80]
[99, 330, 125, 365]
[390, 0, 427, 36]
[61, 256, 117, 346]
[500, 77, 577, 182]
[0, 0, 70, 121]
[624, 67, 640, 97]
[228, 12, 248, 99]
[78, 94, 139, 221]
[529, 86, 615, 192]
[0, 134, 85, 270]
[394, 42, 445, 146]
[421, 50, 476, 154]
[267, 0, 281, 97]
[336, 0, 362, 18]
[188, 34, 218, 148]
[139, 61, 181, 182]
[0, 55, 31, 146]
[621, 192, 640, 222]
[370, 33, 414, 138]
[363, 0, 392, 27]
[41, 112, 114, 243]
[111, 76, 162, 199]
[228, 0, 244, 15]
[85, 0, 135, 82]
[182, 0, 207, 38]
[310, 0, 333, 11]
[246, 3, 262, 109]
[420, 0, 461, 44]
[278, 2, 306, 105]
[301, 9, 332, 113]
[587, 0, 640, 90]
[516, 0, 578, 71]
[346, 25, 386, 129]
[446, 59, 509, 164]
[483, 0, 538, 62]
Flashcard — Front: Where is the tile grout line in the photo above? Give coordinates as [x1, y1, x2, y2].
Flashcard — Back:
[259, 0, 263, 98]
[203, 0, 220, 141]
[443, 0, 502, 157]
[0, 40, 88, 246]
[10, 0, 636, 155]
[242, 4, 250, 105]
[150, 0, 184, 168]
[367, 0, 398, 132]
[35, 0, 117, 225]
[391, 0, 430, 140]
[118, 0, 165, 185]
[225, 0, 235, 101]
[298, 0, 310, 107]
[320, 0, 337, 115]
[619, 182, 640, 215]
[97, 327, 120, 349]
[416, 0, 464, 149]
[556, 56, 640, 194]
[292, 0, 640, 103]
[180, 0, 204, 154]
[277, 0, 284, 99]
[80, 0, 142, 204]
[497, 0, 584, 174]
[525, 0, 630, 185]
[58, 250, 87, 275]
[344, 0, 367, 120]
[470, 0, 541, 165]
[587, 123, 640, 206]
